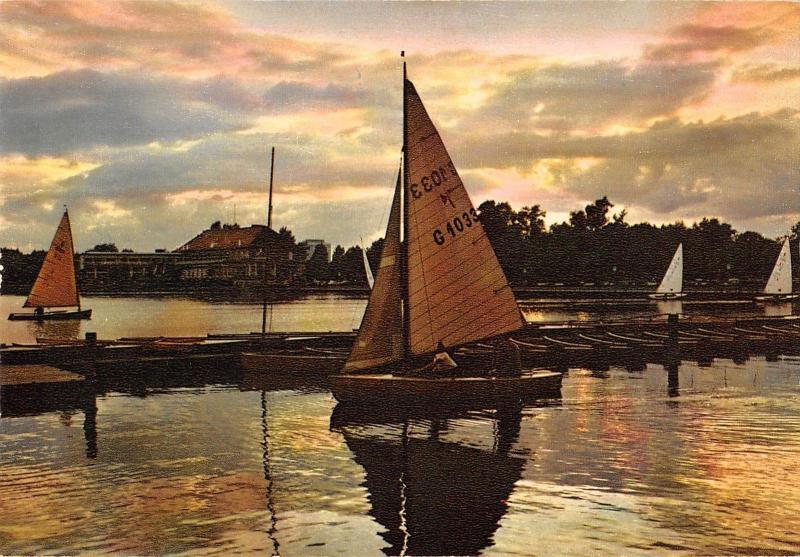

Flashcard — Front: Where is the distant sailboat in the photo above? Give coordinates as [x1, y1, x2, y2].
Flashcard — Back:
[8, 209, 92, 321]
[331, 58, 562, 405]
[361, 239, 374, 289]
[648, 243, 685, 300]
[755, 238, 797, 302]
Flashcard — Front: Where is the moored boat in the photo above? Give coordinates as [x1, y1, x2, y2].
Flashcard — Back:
[8, 208, 92, 321]
[241, 348, 347, 374]
[755, 238, 798, 302]
[648, 243, 686, 300]
[331, 57, 563, 406]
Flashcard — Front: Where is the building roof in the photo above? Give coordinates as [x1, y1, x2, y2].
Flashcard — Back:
[175, 224, 279, 252]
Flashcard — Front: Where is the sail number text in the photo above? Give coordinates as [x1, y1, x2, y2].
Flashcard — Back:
[433, 209, 479, 246]
[409, 162, 457, 200]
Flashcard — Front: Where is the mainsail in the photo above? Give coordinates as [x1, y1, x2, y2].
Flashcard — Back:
[344, 169, 404, 371]
[404, 79, 525, 355]
[764, 238, 792, 295]
[24, 210, 80, 308]
[656, 243, 683, 295]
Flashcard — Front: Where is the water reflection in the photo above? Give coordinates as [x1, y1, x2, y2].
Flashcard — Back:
[26, 317, 82, 342]
[260, 391, 279, 556]
[656, 299, 683, 315]
[332, 404, 528, 556]
[763, 302, 793, 317]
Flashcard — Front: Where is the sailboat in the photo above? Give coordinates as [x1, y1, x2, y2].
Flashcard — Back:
[8, 209, 92, 321]
[755, 238, 797, 302]
[331, 58, 562, 405]
[648, 243, 685, 300]
[362, 240, 375, 289]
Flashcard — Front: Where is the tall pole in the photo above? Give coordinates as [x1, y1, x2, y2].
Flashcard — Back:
[263, 146, 275, 336]
[267, 146, 275, 229]
[401, 51, 410, 363]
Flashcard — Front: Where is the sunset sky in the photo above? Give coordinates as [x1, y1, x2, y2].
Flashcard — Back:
[1, 1, 798, 252]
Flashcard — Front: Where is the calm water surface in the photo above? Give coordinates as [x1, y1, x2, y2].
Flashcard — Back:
[1, 295, 799, 555]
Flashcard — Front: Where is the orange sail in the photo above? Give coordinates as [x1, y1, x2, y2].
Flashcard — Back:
[24, 210, 80, 308]
[403, 79, 525, 355]
[344, 167, 404, 371]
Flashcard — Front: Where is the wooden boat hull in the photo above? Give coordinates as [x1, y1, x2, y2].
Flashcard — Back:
[8, 309, 92, 321]
[647, 293, 686, 300]
[331, 370, 563, 405]
[754, 294, 799, 302]
[241, 351, 345, 374]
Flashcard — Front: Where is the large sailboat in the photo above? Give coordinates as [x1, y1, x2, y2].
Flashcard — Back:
[331, 59, 562, 405]
[8, 209, 92, 321]
[755, 238, 797, 302]
[648, 243, 685, 300]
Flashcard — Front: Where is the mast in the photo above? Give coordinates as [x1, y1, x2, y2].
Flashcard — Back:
[67, 206, 81, 311]
[263, 147, 276, 335]
[267, 146, 275, 229]
[401, 51, 410, 362]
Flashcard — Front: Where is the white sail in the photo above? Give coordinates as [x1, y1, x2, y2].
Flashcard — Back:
[362, 242, 375, 289]
[24, 210, 80, 308]
[404, 79, 525, 355]
[344, 170, 404, 372]
[656, 243, 683, 295]
[764, 238, 792, 295]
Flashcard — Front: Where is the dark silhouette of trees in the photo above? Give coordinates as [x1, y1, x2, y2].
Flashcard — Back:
[306, 244, 330, 283]
[91, 243, 118, 252]
[472, 197, 797, 287]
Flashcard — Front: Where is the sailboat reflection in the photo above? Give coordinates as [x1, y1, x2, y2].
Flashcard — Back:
[656, 300, 683, 316]
[763, 302, 793, 317]
[331, 404, 528, 556]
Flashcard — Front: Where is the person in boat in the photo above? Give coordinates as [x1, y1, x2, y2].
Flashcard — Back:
[408, 341, 458, 376]
[493, 337, 522, 377]
[34, 306, 44, 318]
[431, 341, 458, 372]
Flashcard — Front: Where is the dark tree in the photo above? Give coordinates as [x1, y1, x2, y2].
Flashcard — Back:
[306, 244, 330, 283]
[91, 243, 118, 252]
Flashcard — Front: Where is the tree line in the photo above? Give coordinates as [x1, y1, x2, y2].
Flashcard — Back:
[3, 198, 798, 291]
[327, 196, 799, 288]
[476, 197, 800, 286]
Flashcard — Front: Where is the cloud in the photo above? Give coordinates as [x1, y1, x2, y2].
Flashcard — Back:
[732, 64, 800, 84]
[0, 70, 256, 155]
[466, 60, 718, 133]
[644, 24, 770, 62]
[0, 0, 798, 249]
[458, 110, 799, 225]
[262, 81, 374, 113]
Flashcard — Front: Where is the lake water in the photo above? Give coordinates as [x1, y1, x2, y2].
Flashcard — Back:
[1, 294, 799, 555]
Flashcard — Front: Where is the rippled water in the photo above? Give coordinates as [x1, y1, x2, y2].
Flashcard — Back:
[2, 295, 800, 555]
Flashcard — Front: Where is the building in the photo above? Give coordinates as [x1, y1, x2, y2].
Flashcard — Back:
[174, 223, 297, 285]
[77, 250, 180, 290]
[299, 239, 331, 262]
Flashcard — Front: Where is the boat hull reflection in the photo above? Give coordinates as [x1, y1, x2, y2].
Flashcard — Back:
[332, 404, 533, 556]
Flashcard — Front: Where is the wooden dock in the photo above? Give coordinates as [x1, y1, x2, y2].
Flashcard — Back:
[1, 316, 798, 375]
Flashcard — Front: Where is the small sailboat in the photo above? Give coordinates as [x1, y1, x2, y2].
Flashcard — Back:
[755, 238, 797, 302]
[8, 209, 91, 321]
[331, 58, 562, 405]
[361, 240, 374, 289]
[648, 243, 685, 300]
